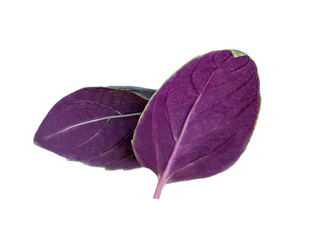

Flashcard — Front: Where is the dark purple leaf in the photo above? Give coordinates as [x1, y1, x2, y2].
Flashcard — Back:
[34, 87, 155, 170]
[132, 50, 261, 198]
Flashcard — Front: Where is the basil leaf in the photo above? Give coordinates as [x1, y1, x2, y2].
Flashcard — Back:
[132, 50, 260, 198]
[34, 87, 155, 170]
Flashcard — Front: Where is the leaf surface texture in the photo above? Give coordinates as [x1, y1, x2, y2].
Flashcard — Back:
[34, 87, 155, 170]
[132, 50, 260, 197]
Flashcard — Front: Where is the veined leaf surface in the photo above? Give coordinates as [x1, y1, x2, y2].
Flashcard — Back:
[34, 87, 155, 170]
[132, 50, 261, 198]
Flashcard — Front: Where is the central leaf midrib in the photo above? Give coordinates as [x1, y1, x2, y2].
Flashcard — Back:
[158, 57, 227, 183]
[45, 112, 141, 139]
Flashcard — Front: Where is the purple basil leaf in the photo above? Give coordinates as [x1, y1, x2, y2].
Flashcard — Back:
[132, 50, 261, 198]
[34, 87, 155, 170]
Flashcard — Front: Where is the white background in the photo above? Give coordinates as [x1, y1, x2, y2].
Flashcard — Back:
[1, 1, 327, 239]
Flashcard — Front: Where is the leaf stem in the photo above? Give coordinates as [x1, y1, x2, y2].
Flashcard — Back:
[153, 177, 166, 199]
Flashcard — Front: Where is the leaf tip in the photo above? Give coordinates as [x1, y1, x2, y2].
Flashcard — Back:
[33, 131, 41, 147]
[229, 49, 248, 58]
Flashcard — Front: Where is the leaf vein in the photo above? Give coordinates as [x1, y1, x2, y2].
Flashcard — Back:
[171, 135, 234, 178]
[197, 72, 257, 115]
[91, 130, 135, 160]
[61, 100, 122, 114]
[108, 154, 135, 168]
[165, 90, 177, 142]
[190, 59, 201, 94]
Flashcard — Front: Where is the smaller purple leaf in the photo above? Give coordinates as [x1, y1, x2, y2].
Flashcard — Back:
[34, 87, 155, 170]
